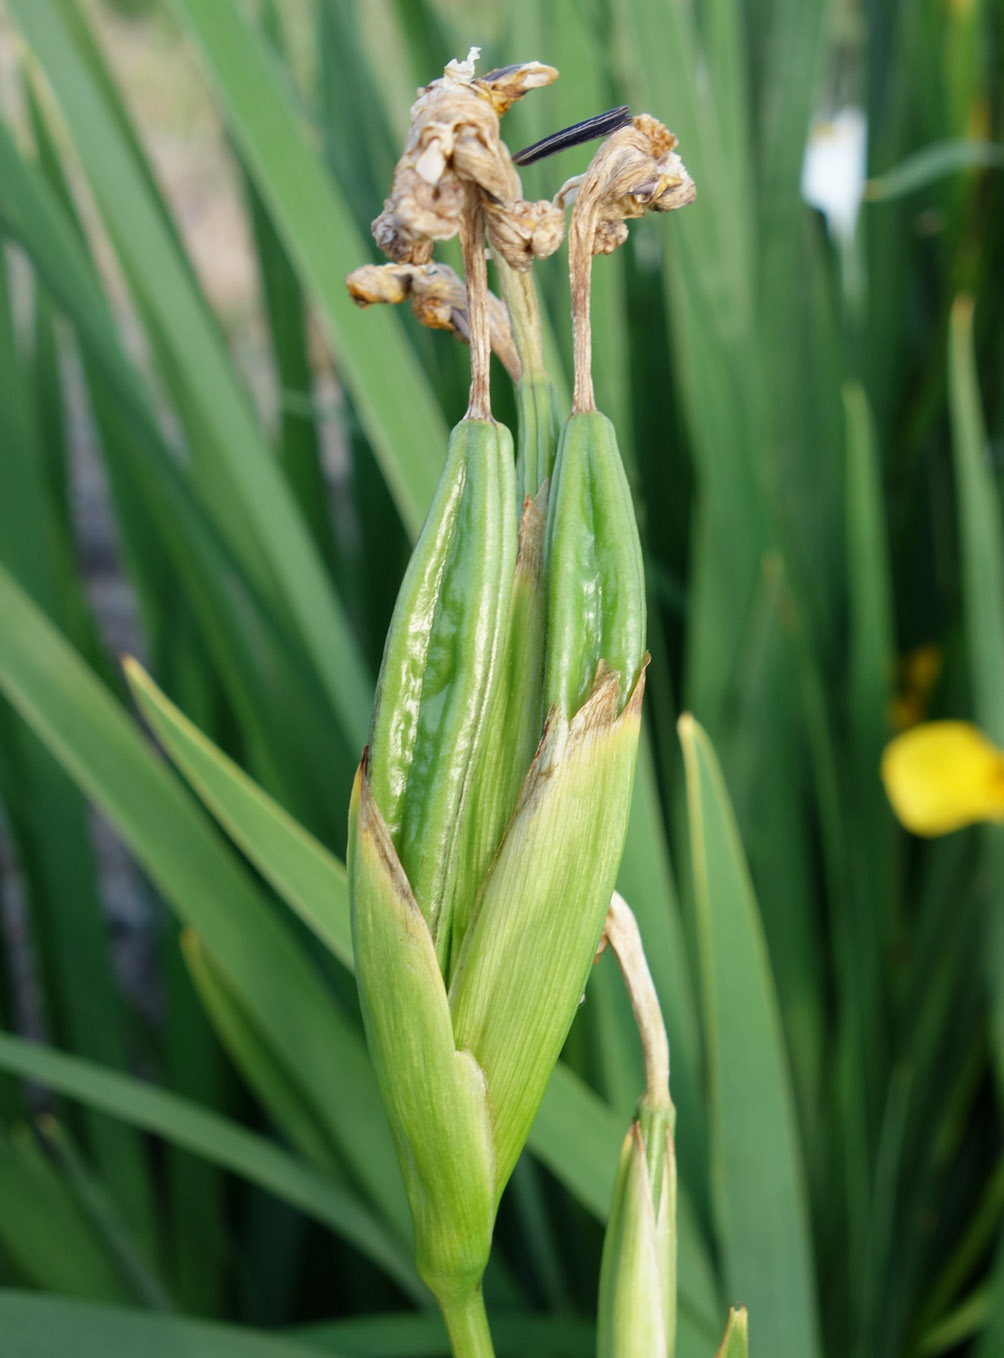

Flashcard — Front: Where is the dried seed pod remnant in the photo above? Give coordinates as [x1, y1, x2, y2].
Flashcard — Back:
[566, 113, 696, 411]
[371, 49, 566, 273]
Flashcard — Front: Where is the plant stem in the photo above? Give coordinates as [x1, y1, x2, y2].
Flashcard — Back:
[439, 1285, 496, 1358]
[494, 254, 545, 379]
[460, 182, 492, 421]
[603, 891, 672, 1110]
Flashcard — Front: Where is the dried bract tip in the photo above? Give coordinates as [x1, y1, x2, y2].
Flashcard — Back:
[371, 53, 562, 270]
[345, 262, 520, 381]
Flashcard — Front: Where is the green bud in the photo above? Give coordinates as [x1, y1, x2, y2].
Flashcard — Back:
[597, 1105, 677, 1358]
[545, 410, 646, 718]
[715, 1308, 749, 1358]
[348, 763, 496, 1301]
[367, 417, 517, 970]
[449, 663, 645, 1193]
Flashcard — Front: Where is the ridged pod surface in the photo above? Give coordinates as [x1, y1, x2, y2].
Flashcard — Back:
[366, 417, 517, 968]
[449, 487, 548, 966]
[544, 410, 646, 719]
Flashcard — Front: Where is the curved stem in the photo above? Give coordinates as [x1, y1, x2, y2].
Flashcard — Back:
[603, 891, 671, 1108]
[439, 1284, 496, 1358]
[460, 183, 492, 421]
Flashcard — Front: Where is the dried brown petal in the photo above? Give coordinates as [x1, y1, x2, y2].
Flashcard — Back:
[573, 114, 696, 256]
[484, 196, 566, 272]
[371, 51, 564, 271]
[346, 263, 414, 308]
[345, 261, 520, 382]
[593, 220, 629, 256]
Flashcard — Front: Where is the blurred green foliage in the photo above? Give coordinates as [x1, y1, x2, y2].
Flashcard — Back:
[0, 0, 1002, 1354]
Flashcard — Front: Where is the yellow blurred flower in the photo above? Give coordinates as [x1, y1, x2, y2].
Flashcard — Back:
[881, 720, 1004, 836]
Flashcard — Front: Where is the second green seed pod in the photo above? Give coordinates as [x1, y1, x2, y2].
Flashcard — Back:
[544, 410, 646, 720]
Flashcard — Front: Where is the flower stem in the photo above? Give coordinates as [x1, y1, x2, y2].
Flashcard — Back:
[460, 183, 492, 421]
[494, 253, 546, 379]
[439, 1285, 496, 1358]
[603, 890, 672, 1111]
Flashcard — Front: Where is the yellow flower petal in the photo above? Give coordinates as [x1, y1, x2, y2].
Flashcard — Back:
[881, 720, 1004, 836]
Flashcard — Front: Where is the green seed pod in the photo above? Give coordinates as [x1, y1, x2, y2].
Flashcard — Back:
[449, 487, 548, 966]
[597, 1105, 677, 1358]
[544, 410, 646, 719]
[348, 765, 496, 1301]
[367, 417, 517, 969]
[449, 663, 645, 1193]
[448, 361, 560, 967]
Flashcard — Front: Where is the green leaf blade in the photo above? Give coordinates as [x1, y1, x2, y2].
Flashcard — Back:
[680, 714, 822, 1358]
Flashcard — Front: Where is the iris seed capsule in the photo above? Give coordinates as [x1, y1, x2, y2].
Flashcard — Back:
[367, 416, 516, 969]
[544, 409, 646, 720]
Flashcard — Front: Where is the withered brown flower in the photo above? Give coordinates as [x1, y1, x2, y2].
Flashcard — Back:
[345, 260, 521, 381]
[566, 114, 696, 410]
[371, 50, 565, 273]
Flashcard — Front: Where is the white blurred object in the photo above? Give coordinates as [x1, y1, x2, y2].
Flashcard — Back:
[801, 107, 868, 245]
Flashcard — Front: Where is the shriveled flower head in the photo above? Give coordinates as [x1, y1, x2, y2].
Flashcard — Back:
[565, 113, 696, 411]
[346, 260, 521, 380]
[371, 48, 565, 271]
[563, 113, 697, 258]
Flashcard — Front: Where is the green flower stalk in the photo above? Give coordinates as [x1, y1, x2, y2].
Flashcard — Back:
[347, 54, 698, 1357]
[492, 253, 562, 503]
[348, 54, 568, 1350]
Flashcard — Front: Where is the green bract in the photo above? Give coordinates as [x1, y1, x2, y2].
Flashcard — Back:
[715, 1308, 750, 1358]
[450, 664, 645, 1191]
[597, 1106, 677, 1357]
[348, 765, 495, 1301]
